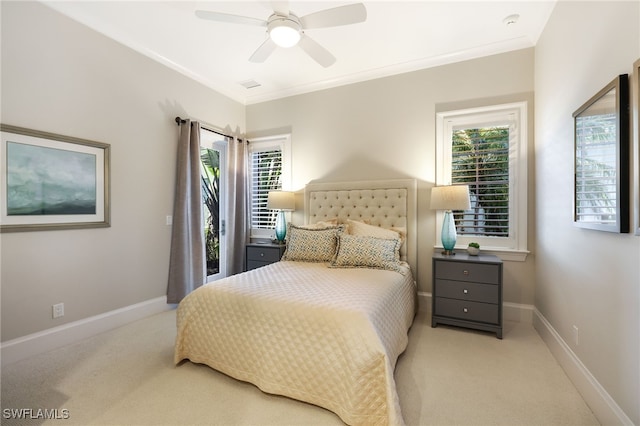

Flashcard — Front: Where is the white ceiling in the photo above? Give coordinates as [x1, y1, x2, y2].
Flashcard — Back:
[42, 1, 557, 105]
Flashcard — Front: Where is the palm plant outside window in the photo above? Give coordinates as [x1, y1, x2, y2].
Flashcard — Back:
[436, 102, 528, 259]
[200, 147, 220, 276]
[452, 126, 510, 237]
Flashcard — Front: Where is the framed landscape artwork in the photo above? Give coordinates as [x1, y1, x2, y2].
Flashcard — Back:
[0, 125, 110, 232]
[573, 74, 630, 233]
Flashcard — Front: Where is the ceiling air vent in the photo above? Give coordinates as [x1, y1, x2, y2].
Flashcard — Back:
[239, 79, 261, 89]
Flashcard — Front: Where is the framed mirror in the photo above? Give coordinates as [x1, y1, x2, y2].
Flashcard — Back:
[573, 74, 629, 233]
[633, 59, 640, 235]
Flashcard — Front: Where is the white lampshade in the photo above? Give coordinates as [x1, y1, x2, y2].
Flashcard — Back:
[267, 191, 295, 211]
[430, 185, 471, 211]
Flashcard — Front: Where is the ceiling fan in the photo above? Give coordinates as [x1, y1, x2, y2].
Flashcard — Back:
[195, 1, 367, 67]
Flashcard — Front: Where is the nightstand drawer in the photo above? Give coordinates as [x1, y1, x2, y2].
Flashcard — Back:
[245, 243, 286, 272]
[246, 260, 273, 270]
[435, 279, 499, 304]
[246, 246, 282, 262]
[434, 297, 499, 324]
[435, 261, 500, 284]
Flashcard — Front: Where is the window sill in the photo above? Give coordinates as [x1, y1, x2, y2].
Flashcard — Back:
[433, 245, 529, 262]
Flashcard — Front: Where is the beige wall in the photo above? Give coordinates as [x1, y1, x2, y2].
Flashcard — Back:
[0, 2, 245, 341]
[247, 49, 537, 304]
[535, 1, 640, 423]
[2, 0, 638, 422]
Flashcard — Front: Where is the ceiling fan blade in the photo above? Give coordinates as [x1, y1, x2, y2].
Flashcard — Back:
[195, 10, 267, 27]
[249, 38, 277, 63]
[298, 35, 336, 68]
[270, 1, 290, 16]
[299, 3, 366, 29]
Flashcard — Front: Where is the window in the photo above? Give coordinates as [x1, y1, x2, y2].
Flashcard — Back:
[248, 135, 291, 238]
[436, 102, 528, 261]
[200, 128, 228, 281]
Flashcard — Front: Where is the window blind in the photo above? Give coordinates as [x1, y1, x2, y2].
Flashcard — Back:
[250, 148, 282, 229]
[451, 126, 510, 237]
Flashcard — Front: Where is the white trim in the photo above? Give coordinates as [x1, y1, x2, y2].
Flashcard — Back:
[0, 296, 172, 367]
[503, 301, 534, 323]
[533, 309, 634, 426]
[417, 292, 533, 324]
[200, 130, 229, 282]
[248, 134, 292, 239]
[480, 248, 529, 262]
[247, 134, 292, 189]
[435, 102, 528, 255]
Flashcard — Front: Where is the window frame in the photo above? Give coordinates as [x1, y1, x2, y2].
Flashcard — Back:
[199, 128, 228, 282]
[248, 134, 291, 239]
[436, 102, 529, 261]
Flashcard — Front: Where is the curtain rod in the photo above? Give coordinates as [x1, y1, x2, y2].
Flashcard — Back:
[174, 116, 243, 142]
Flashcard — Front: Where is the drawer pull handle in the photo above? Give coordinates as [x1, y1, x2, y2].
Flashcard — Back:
[463, 289, 468, 294]
[260, 253, 264, 257]
[463, 270, 469, 275]
[463, 307, 468, 313]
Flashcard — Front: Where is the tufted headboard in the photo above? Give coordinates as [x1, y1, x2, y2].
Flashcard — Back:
[304, 179, 417, 277]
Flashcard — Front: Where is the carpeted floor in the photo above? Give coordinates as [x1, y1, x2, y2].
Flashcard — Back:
[1, 307, 599, 425]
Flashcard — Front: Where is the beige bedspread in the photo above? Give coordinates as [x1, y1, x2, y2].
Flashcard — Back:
[174, 260, 416, 426]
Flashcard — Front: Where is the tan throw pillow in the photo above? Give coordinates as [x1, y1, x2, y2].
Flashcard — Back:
[282, 224, 342, 262]
[331, 234, 403, 273]
[345, 219, 407, 260]
[346, 219, 401, 239]
[298, 219, 339, 230]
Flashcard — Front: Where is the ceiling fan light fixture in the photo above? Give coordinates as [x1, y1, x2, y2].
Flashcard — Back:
[269, 18, 301, 48]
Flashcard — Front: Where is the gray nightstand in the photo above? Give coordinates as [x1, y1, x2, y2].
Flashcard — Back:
[245, 242, 286, 271]
[432, 252, 503, 339]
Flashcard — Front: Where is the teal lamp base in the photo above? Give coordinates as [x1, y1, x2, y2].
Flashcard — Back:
[441, 210, 457, 255]
[275, 210, 287, 242]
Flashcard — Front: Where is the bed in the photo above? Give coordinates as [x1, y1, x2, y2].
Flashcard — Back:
[174, 179, 418, 426]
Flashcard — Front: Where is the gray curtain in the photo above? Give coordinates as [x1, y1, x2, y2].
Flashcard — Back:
[167, 120, 205, 304]
[226, 138, 249, 275]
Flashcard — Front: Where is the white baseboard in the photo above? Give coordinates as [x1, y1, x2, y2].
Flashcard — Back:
[503, 301, 534, 323]
[1, 296, 173, 367]
[417, 292, 534, 324]
[533, 308, 633, 426]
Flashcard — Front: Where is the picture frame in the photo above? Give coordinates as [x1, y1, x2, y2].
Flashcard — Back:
[573, 74, 629, 233]
[632, 59, 640, 235]
[1, 124, 110, 232]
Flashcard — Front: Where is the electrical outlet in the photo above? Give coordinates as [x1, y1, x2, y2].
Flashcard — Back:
[52, 303, 64, 319]
[572, 325, 579, 346]
[166, 215, 173, 226]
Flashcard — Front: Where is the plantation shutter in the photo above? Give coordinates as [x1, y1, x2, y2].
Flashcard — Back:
[437, 102, 527, 258]
[249, 146, 282, 230]
[451, 124, 512, 238]
[574, 112, 618, 224]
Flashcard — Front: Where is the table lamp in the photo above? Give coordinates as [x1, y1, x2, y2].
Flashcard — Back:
[430, 185, 471, 255]
[267, 191, 295, 242]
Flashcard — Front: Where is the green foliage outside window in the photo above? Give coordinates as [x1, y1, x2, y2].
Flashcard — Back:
[452, 127, 510, 237]
[201, 148, 220, 276]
